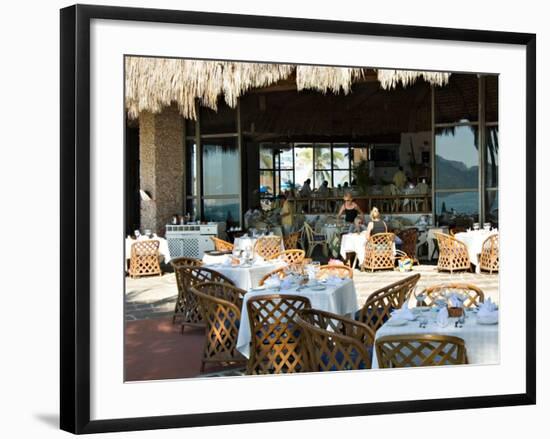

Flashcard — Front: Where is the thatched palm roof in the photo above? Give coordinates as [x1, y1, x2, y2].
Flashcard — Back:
[125, 57, 450, 120]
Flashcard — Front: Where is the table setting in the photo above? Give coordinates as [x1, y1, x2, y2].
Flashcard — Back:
[236, 265, 360, 358]
[372, 293, 499, 367]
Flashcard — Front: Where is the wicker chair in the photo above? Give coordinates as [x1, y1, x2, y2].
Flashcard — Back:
[258, 267, 288, 286]
[210, 236, 234, 252]
[480, 234, 499, 274]
[450, 226, 467, 236]
[361, 233, 396, 272]
[128, 240, 162, 278]
[318, 264, 353, 279]
[398, 228, 418, 263]
[268, 249, 305, 265]
[416, 283, 484, 308]
[357, 273, 421, 333]
[297, 309, 374, 371]
[375, 334, 468, 368]
[172, 265, 235, 331]
[254, 236, 283, 259]
[302, 222, 328, 258]
[283, 231, 301, 250]
[434, 232, 471, 273]
[190, 282, 247, 373]
[246, 294, 311, 374]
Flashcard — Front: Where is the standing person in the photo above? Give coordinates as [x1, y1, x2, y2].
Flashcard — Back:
[392, 166, 407, 190]
[337, 192, 363, 224]
[280, 191, 294, 235]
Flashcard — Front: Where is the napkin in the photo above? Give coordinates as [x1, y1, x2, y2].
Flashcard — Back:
[264, 275, 281, 289]
[478, 298, 498, 318]
[280, 277, 295, 291]
[436, 307, 449, 327]
[391, 305, 416, 321]
[325, 275, 344, 286]
[448, 293, 463, 308]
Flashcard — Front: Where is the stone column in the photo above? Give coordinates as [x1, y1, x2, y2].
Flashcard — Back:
[139, 105, 184, 236]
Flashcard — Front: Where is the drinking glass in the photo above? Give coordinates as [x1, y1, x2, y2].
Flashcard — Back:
[134, 229, 141, 238]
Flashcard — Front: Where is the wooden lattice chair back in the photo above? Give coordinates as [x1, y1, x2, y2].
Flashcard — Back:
[302, 222, 328, 257]
[211, 236, 234, 252]
[283, 231, 301, 249]
[246, 294, 311, 374]
[172, 266, 236, 330]
[434, 232, 471, 273]
[416, 283, 484, 309]
[129, 240, 162, 278]
[190, 282, 247, 372]
[376, 334, 468, 368]
[254, 236, 283, 259]
[362, 233, 395, 271]
[480, 234, 499, 274]
[398, 228, 418, 262]
[171, 256, 203, 269]
[258, 267, 288, 286]
[268, 249, 305, 264]
[318, 265, 353, 279]
[297, 309, 374, 371]
[358, 273, 421, 333]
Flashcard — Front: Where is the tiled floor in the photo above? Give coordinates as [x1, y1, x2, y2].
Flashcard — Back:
[124, 265, 499, 382]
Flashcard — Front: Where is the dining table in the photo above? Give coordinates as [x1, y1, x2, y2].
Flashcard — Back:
[202, 258, 286, 291]
[454, 229, 498, 273]
[372, 307, 499, 367]
[236, 278, 360, 358]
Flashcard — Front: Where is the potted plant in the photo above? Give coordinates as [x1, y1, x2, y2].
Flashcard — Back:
[352, 159, 370, 195]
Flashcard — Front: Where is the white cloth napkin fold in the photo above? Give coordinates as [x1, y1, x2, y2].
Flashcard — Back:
[391, 305, 416, 321]
[264, 276, 281, 289]
[448, 294, 463, 308]
[436, 307, 449, 327]
[478, 298, 498, 318]
[280, 277, 295, 291]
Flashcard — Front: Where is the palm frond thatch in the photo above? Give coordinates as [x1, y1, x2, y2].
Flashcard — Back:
[125, 57, 450, 120]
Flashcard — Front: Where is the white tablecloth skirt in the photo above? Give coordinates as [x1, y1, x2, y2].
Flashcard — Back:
[202, 260, 285, 291]
[236, 279, 359, 358]
[372, 310, 499, 367]
[234, 236, 285, 252]
[125, 235, 171, 263]
[454, 230, 498, 272]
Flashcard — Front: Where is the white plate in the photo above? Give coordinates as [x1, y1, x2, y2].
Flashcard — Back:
[310, 285, 327, 291]
[385, 318, 408, 327]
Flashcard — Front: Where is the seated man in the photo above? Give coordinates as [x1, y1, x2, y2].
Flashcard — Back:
[348, 216, 368, 234]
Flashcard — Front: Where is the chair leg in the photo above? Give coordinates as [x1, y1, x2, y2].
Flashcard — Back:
[200, 361, 205, 373]
[181, 324, 186, 334]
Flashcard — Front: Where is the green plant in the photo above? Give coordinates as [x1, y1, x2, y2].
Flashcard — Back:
[352, 159, 370, 194]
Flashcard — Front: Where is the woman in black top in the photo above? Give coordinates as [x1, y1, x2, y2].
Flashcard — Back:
[337, 193, 363, 223]
[365, 207, 388, 239]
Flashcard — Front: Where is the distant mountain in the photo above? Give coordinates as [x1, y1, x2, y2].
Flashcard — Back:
[436, 155, 478, 189]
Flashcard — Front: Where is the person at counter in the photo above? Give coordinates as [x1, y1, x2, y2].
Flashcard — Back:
[299, 178, 312, 197]
[337, 192, 363, 223]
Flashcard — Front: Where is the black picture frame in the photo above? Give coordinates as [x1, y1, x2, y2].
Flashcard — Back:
[60, 4, 536, 434]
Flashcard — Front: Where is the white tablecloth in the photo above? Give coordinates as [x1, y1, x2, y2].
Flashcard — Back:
[202, 260, 285, 291]
[125, 235, 171, 263]
[236, 279, 360, 358]
[202, 253, 230, 265]
[340, 233, 367, 265]
[454, 230, 498, 272]
[372, 309, 499, 367]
